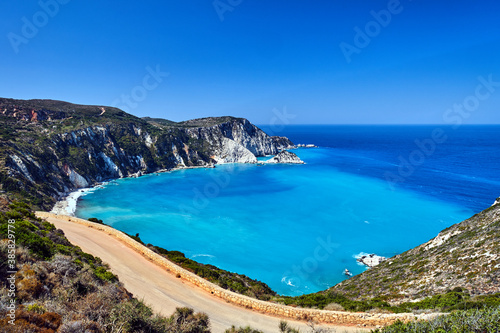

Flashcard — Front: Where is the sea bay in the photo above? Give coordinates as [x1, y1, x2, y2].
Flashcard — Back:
[75, 125, 500, 296]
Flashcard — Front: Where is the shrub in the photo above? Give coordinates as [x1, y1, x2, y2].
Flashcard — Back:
[93, 266, 118, 282]
[372, 307, 500, 333]
[87, 217, 104, 224]
[0, 309, 62, 333]
[279, 320, 300, 333]
[25, 303, 47, 314]
[226, 325, 264, 333]
[169, 307, 210, 333]
[125, 231, 145, 245]
[16, 266, 43, 301]
[324, 302, 345, 311]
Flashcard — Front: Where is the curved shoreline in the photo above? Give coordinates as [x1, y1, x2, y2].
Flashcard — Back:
[36, 211, 436, 329]
[50, 148, 312, 216]
[51, 165, 213, 216]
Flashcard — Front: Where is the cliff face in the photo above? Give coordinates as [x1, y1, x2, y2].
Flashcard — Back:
[0, 98, 294, 209]
[184, 118, 293, 157]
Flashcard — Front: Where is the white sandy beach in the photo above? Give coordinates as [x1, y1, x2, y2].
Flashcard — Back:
[50, 165, 215, 216]
[50, 187, 93, 216]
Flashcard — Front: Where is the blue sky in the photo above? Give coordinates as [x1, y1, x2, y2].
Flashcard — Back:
[1, 1, 500, 124]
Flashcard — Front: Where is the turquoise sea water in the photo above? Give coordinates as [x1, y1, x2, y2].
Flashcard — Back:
[73, 125, 500, 296]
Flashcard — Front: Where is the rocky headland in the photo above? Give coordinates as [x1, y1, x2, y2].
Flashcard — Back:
[0, 98, 296, 210]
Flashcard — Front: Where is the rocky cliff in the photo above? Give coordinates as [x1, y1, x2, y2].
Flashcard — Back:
[264, 150, 305, 164]
[0, 98, 294, 209]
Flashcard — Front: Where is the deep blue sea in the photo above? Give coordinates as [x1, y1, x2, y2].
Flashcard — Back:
[75, 125, 500, 296]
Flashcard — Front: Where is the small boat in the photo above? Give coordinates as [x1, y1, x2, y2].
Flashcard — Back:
[344, 269, 352, 277]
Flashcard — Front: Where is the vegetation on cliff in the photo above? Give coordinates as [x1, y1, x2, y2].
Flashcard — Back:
[331, 200, 500, 302]
[274, 288, 500, 313]
[372, 307, 500, 333]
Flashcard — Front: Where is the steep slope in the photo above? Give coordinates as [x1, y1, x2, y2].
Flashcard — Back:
[331, 199, 500, 302]
[0, 98, 294, 210]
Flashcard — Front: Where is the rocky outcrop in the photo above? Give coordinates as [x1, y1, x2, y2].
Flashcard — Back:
[0, 98, 296, 209]
[356, 254, 387, 268]
[264, 150, 304, 164]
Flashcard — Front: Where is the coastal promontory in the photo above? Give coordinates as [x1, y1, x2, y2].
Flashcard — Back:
[0, 98, 295, 210]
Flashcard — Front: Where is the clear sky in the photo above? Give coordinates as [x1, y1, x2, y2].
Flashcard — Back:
[1, 1, 500, 124]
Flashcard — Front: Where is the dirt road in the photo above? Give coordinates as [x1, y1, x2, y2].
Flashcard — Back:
[43, 215, 367, 333]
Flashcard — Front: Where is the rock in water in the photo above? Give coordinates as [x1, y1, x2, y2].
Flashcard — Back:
[265, 150, 305, 164]
[357, 254, 387, 268]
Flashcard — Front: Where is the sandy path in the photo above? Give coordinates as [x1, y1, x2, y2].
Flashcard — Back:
[45, 216, 367, 333]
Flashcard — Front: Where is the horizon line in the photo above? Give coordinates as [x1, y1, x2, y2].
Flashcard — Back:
[255, 123, 500, 126]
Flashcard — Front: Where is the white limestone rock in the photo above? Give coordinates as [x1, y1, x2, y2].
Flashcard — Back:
[213, 138, 257, 164]
[9, 154, 35, 182]
[68, 168, 89, 188]
[185, 118, 294, 157]
[264, 150, 304, 164]
[357, 254, 387, 268]
[99, 152, 123, 178]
